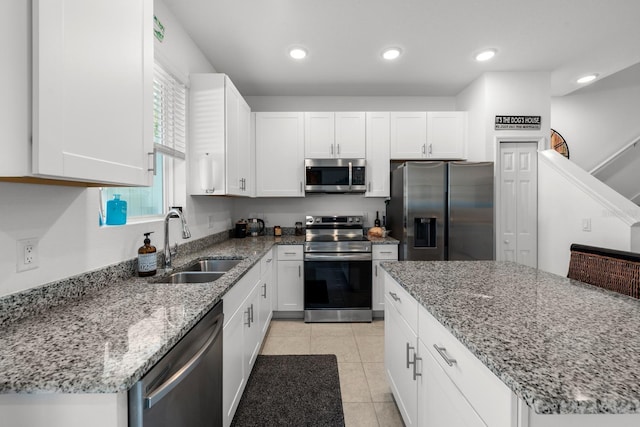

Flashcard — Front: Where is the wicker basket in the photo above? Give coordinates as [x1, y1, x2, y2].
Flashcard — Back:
[567, 244, 640, 299]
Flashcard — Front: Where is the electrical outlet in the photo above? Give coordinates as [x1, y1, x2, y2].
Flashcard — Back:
[17, 238, 39, 272]
[582, 218, 592, 232]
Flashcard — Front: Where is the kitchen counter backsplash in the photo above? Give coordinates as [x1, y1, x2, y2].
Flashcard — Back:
[0, 229, 228, 326]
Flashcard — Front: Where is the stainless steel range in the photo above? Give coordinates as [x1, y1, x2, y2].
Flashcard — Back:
[304, 215, 372, 322]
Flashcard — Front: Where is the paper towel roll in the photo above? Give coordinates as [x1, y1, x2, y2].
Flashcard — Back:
[199, 153, 215, 192]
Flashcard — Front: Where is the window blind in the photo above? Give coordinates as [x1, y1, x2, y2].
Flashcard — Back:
[153, 62, 186, 159]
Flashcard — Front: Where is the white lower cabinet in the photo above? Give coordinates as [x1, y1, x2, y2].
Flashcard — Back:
[258, 249, 274, 339]
[222, 252, 274, 427]
[385, 271, 512, 427]
[372, 245, 398, 313]
[384, 291, 419, 426]
[276, 246, 304, 311]
[419, 340, 486, 427]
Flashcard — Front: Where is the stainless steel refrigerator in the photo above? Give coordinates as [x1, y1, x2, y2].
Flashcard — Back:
[387, 161, 494, 261]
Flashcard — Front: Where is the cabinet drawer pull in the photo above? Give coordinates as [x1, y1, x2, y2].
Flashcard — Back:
[262, 283, 267, 298]
[250, 304, 254, 324]
[380, 251, 393, 254]
[147, 151, 156, 174]
[406, 342, 414, 369]
[266, 258, 273, 263]
[412, 356, 422, 381]
[298, 265, 302, 277]
[245, 307, 251, 327]
[284, 252, 297, 255]
[375, 264, 378, 277]
[389, 292, 400, 302]
[433, 344, 457, 366]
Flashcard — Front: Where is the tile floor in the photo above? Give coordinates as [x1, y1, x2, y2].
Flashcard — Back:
[260, 319, 405, 427]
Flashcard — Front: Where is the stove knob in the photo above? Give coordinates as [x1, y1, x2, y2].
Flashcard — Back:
[348, 217, 353, 223]
[355, 217, 360, 223]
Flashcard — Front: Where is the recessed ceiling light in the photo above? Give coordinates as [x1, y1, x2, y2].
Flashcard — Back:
[289, 48, 307, 60]
[382, 48, 402, 61]
[576, 74, 598, 84]
[475, 49, 497, 62]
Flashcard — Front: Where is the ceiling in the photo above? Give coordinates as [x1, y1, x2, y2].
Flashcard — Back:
[162, 0, 640, 97]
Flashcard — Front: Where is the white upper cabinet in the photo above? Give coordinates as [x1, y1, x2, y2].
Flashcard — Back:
[365, 112, 391, 197]
[225, 80, 253, 196]
[304, 112, 334, 158]
[390, 112, 427, 159]
[255, 112, 305, 197]
[2, 0, 154, 186]
[427, 111, 467, 159]
[390, 111, 467, 160]
[189, 74, 252, 196]
[304, 112, 365, 159]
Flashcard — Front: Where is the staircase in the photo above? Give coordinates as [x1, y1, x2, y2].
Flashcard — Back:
[590, 136, 640, 205]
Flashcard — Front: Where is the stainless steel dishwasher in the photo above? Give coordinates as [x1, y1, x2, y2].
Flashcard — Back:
[129, 301, 223, 427]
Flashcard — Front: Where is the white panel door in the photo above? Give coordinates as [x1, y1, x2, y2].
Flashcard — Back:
[384, 297, 418, 427]
[498, 142, 538, 268]
[427, 112, 467, 159]
[390, 112, 427, 159]
[255, 112, 305, 197]
[304, 112, 335, 158]
[276, 261, 304, 311]
[33, 0, 153, 186]
[365, 112, 391, 197]
[419, 340, 487, 427]
[335, 112, 366, 158]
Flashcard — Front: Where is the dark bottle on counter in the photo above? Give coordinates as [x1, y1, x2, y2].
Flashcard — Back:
[374, 211, 381, 227]
[137, 232, 157, 277]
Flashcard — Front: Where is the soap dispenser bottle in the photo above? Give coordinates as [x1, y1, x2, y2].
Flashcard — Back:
[137, 232, 157, 277]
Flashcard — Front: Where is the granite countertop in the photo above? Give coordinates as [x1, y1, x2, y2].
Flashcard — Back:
[0, 235, 304, 394]
[380, 261, 640, 415]
[0, 234, 393, 395]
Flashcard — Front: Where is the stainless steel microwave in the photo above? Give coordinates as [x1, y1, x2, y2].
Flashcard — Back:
[305, 159, 366, 193]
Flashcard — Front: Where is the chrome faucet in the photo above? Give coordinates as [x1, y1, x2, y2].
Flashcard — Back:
[164, 208, 191, 269]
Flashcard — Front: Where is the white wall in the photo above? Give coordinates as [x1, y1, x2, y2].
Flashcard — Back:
[484, 72, 551, 159]
[233, 196, 387, 231]
[550, 63, 640, 171]
[538, 151, 640, 275]
[0, 1, 230, 297]
[456, 72, 551, 162]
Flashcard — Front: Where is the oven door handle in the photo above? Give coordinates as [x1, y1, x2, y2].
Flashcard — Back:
[304, 253, 372, 261]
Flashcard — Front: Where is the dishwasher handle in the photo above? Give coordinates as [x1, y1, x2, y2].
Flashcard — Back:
[144, 314, 223, 409]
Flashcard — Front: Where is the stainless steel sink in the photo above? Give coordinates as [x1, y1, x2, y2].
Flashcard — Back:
[155, 271, 225, 284]
[185, 259, 242, 272]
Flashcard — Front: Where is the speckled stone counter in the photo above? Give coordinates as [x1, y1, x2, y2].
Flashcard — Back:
[380, 260, 640, 415]
[0, 235, 304, 394]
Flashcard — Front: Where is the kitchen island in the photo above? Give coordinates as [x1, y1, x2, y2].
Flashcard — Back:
[381, 260, 640, 426]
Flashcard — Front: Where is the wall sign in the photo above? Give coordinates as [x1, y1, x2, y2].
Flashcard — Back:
[495, 115, 541, 130]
